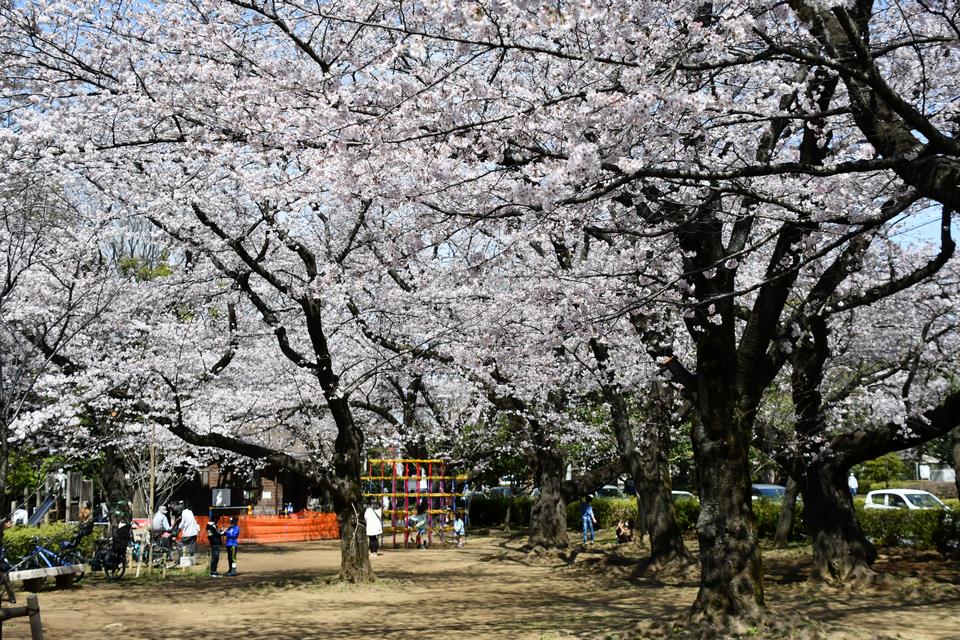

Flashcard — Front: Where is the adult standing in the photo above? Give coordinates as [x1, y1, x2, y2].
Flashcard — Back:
[206, 515, 223, 577]
[178, 503, 200, 558]
[580, 495, 596, 545]
[364, 499, 383, 556]
[848, 473, 859, 496]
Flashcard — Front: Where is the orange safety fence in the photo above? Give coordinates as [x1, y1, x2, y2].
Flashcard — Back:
[193, 510, 340, 545]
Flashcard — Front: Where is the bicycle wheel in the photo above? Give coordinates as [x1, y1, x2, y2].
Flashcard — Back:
[165, 542, 182, 569]
[60, 550, 86, 584]
[149, 545, 168, 569]
[103, 554, 126, 581]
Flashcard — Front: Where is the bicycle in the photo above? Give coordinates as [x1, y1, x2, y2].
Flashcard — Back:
[89, 523, 131, 581]
[15, 536, 85, 588]
[133, 533, 183, 570]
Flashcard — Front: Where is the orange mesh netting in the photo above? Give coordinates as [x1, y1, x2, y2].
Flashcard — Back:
[194, 510, 339, 544]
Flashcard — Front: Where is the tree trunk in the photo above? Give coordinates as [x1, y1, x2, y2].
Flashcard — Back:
[689, 409, 764, 625]
[98, 444, 133, 526]
[333, 495, 372, 582]
[589, 340, 691, 566]
[799, 463, 876, 583]
[626, 421, 693, 567]
[327, 396, 373, 583]
[526, 448, 569, 550]
[953, 427, 960, 501]
[773, 477, 799, 548]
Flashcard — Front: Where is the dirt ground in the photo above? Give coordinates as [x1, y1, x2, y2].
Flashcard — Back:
[3, 532, 959, 639]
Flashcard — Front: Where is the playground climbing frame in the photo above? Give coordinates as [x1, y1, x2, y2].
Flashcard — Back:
[362, 459, 468, 548]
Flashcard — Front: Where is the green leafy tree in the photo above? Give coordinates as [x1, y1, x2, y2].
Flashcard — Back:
[861, 453, 908, 488]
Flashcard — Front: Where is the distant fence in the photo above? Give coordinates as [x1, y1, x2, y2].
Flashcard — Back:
[193, 510, 339, 544]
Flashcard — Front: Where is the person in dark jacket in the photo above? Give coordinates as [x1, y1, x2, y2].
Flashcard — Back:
[224, 516, 240, 576]
[207, 515, 223, 577]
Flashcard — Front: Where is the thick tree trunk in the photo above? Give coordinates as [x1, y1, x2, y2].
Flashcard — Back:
[689, 409, 764, 625]
[333, 495, 372, 582]
[328, 397, 373, 582]
[626, 426, 693, 567]
[799, 463, 876, 583]
[589, 340, 691, 566]
[526, 448, 569, 550]
[953, 427, 960, 501]
[773, 477, 799, 548]
[98, 444, 133, 526]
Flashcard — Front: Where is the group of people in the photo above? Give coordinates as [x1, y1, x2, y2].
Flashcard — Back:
[151, 501, 200, 555]
[206, 514, 240, 577]
[362, 498, 466, 554]
[579, 495, 636, 545]
[151, 501, 240, 576]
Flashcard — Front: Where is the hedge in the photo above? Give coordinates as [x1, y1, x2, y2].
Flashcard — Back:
[2, 522, 99, 564]
[466, 496, 533, 529]
[475, 495, 959, 551]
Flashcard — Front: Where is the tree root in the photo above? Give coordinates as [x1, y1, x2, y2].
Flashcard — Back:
[626, 608, 831, 640]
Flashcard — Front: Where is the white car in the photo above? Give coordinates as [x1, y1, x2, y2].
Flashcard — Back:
[671, 490, 697, 502]
[863, 489, 948, 511]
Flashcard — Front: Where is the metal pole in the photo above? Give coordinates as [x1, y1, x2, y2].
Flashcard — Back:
[147, 419, 156, 575]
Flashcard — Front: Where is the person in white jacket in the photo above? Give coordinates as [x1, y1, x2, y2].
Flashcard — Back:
[364, 499, 383, 556]
[177, 503, 200, 558]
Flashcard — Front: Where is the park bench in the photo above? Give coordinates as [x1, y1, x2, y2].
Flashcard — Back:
[9, 564, 86, 591]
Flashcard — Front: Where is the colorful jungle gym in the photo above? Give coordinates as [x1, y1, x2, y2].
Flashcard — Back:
[362, 459, 468, 548]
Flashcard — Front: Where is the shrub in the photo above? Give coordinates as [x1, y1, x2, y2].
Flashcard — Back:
[933, 509, 960, 555]
[2, 522, 99, 563]
[673, 498, 700, 532]
[466, 496, 532, 529]
[856, 504, 943, 549]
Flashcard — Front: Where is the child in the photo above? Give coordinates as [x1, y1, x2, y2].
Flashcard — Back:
[413, 502, 428, 549]
[615, 519, 633, 544]
[453, 513, 465, 549]
[206, 515, 223, 577]
[224, 516, 240, 576]
[581, 495, 596, 545]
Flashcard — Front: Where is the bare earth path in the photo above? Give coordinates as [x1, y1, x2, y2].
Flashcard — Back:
[2, 533, 958, 639]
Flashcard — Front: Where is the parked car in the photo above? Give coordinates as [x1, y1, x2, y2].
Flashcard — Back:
[863, 489, 949, 511]
[671, 490, 698, 502]
[487, 486, 514, 498]
[751, 484, 786, 501]
[594, 484, 625, 499]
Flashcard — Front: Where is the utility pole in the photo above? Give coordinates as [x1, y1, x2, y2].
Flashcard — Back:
[146, 419, 156, 575]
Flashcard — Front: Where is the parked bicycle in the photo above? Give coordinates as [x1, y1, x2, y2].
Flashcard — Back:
[131, 532, 183, 570]
[89, 523, 132, 581]
[21, 536, 85, 577]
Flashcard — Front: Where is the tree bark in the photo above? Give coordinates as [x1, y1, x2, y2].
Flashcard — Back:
[589, 340, 692, 567]
[98, 443, 133, 526]
[798, 463, 876, 583]
[953, 427, 960, 501]
[328, 396, 373, 582]
[333, 495, 372, 582]
[772, 477, 799, 548]
[689, 408, 764, 624]
[526, 447, 569, 550]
